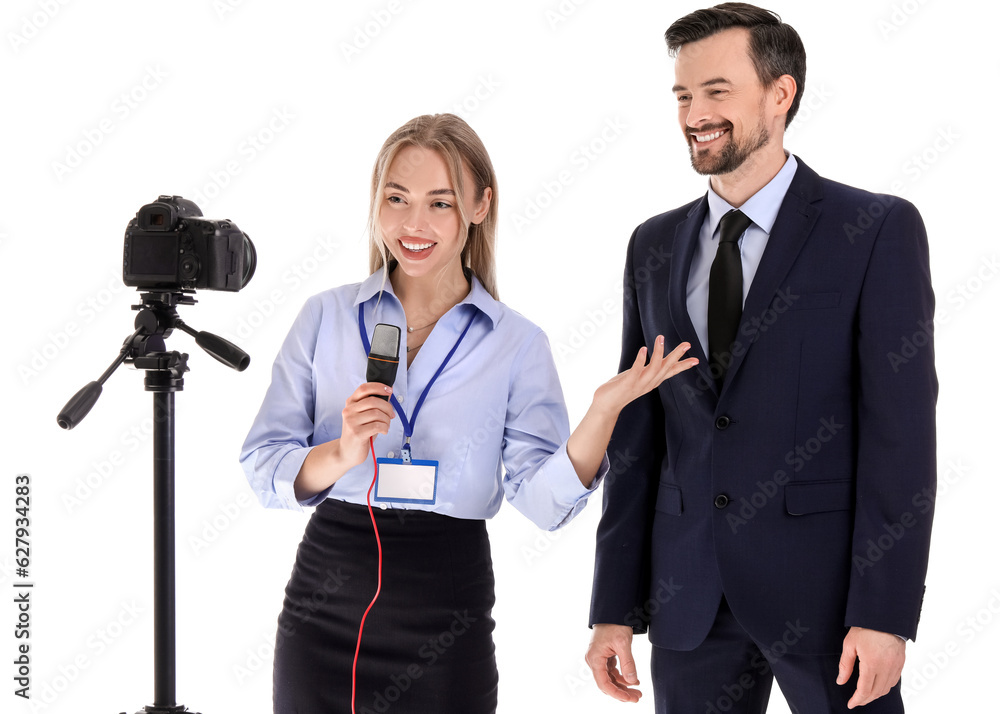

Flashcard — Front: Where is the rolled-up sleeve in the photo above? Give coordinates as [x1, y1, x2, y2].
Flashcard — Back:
[501, 330, 609, 530]
[240, 296, 322, 511]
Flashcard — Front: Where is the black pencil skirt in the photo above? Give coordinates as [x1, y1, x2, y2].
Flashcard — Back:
[273, 498, 498, 714]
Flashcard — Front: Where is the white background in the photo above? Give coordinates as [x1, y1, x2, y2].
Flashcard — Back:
[2, 1, 997, 712]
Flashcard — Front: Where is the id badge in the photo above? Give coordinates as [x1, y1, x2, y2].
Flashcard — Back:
[374, 458, 438, 505]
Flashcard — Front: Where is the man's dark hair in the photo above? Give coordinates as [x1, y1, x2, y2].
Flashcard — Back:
[665, 3, 806, 128]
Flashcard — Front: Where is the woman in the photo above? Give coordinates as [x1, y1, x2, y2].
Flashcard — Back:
[240, 113, 696, 713]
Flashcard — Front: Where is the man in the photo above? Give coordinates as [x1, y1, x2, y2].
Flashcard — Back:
[586, 4, 936, 713]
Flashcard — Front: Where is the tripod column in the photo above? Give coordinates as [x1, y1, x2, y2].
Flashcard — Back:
[152, 390, 177, 709]
[142, 350, 188, 714]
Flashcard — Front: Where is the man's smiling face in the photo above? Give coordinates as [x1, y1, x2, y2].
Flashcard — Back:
[673, 27, 774, 176]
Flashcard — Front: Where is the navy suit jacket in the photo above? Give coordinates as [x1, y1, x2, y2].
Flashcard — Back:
[590, 158, 937, 654]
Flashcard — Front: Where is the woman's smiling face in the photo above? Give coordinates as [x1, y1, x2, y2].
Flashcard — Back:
[378, 145, 491, 287]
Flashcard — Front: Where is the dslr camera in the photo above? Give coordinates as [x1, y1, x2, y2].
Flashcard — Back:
[123, 195, 256, 292]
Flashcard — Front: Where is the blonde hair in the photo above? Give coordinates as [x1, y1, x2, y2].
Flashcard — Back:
[367, 113, 500, 300]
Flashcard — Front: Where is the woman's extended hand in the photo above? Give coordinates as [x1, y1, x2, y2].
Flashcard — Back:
[592, 337, 698, 417]
[566, 337, 696, 488]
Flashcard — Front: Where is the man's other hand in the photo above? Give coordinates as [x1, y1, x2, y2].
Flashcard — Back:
[837, 626, 905, 708]
[586, 624, 643, 703]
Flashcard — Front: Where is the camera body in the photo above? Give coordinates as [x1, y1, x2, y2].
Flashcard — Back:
[123, 195, 256, 292]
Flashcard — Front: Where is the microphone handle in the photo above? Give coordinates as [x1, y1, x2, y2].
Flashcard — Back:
[366, 358, 398, 401]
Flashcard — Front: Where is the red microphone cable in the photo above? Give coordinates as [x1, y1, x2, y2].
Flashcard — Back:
[351, 435, 383, 714]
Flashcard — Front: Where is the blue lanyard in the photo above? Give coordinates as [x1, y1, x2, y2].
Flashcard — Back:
[358, 302, 476, 460]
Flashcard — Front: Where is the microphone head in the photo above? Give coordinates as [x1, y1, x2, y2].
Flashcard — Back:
[370, 323, 400, 360]
[367, 323, 401, 396]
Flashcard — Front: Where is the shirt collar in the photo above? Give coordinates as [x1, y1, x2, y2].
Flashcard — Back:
[706, 152, 799, 238]
[354, 268, 500, 329]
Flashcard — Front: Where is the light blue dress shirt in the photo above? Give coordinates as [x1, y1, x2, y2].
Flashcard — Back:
[686, 153, 799, 357]
[240, 270, 607, 531]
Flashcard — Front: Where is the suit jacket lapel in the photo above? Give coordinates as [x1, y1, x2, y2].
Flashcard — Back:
[723, 160, 824, 389]
[668, 197, 718, 391]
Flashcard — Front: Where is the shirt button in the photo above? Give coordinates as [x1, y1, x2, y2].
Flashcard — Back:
[714, 494, 730, 509]
[387, 451, 395, 459]
[715, 416, 731, 430]
[379, 503, 388, 510]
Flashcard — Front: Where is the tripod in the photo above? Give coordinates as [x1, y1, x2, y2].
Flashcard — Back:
[58, 290, 250, 714]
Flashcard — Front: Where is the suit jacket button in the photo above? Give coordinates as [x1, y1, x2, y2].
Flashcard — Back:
[715, 416, 731, 430]
[714, 494, 730, 509]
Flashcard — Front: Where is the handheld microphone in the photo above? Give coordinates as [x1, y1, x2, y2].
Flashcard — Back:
[366, 323, 400, 400]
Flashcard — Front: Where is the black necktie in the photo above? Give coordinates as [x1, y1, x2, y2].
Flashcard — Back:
[708, 209, 752, 390]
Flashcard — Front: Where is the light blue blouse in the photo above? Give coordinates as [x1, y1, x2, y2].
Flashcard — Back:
[240, 270, 607, 530]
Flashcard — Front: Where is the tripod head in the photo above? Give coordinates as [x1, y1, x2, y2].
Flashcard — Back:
[56, 290, 250, 429]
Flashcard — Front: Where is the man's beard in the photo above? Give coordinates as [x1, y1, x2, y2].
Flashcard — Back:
[688, 118, 770, 176]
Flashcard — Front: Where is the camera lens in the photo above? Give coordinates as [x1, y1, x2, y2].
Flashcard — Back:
[241, 235, 257, 288]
